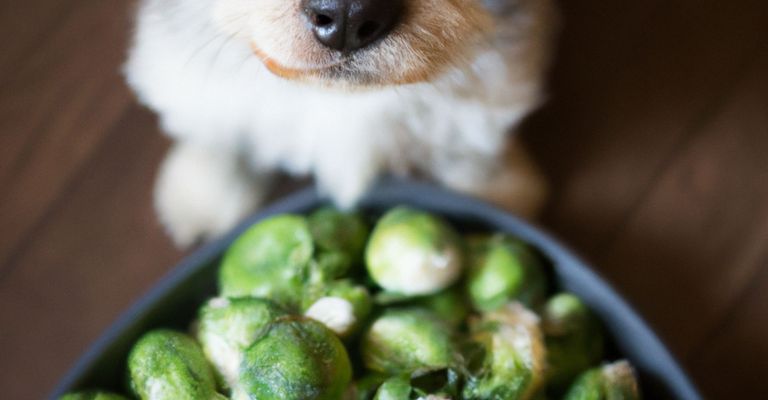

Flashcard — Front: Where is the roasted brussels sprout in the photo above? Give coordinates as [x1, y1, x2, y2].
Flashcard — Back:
[415, 287, 470, 328]
[374, 375, 413, 400]
[303, 279, 372, 336]
[196, 297, 286, 389]
[72, 208, 647, 400]
[349, 374, 389, 400]
[366, 207, 463, 296]
[128, 329, 224, 400]
[307, 207, 369, 280]
[563, 360, 640, 400]
[462, 303, 546, 400]
[362, 308, 456, 375]
[238, 317, 352, 400]
[543, 293, 604, 392]
[219, 215, 314, 309]
[59, 391, 129, 400]
[373, 369, 461, 400]
[465, 234, 547, 311]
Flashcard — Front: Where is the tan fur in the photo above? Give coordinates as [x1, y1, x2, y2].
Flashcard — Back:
[216, 0, 496, 86]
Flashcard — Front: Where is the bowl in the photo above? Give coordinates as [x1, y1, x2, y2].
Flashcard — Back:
[50, 179, 702, 399]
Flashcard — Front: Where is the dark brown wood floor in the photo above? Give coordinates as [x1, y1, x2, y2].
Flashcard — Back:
[1, 1, 766, 398]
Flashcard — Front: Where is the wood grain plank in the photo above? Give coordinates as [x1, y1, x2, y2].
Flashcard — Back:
[525, 0, 768, 257]
[688, 248, 768, 399]
[0, 0, 135, 271]
[595, 51, 768, 383]
[0, 1, 77, 75]
[0, 106, 181, 400]
[0, 0, 114, 183]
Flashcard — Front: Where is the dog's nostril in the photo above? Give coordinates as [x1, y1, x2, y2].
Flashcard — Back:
[313, 13, 334, 27]
[357, 21, 380, 41]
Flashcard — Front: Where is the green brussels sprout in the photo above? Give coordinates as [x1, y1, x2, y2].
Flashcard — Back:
[362, 308, 456, 375]
[128, 329, 224, 400]
[366, 207, 463, 296]
[238, 317, 352, 400]
[374, 375, 413, 400]
[542, 293, 604, 392]
[303, 279, 372, 336]
[414, 287, 469, 328]
[196, 297, 287, 390]
[373, 369, 460, 400]
[307, 207, 369, 279]
[349, 374, 389, 400]
[465, 234, 547, 312]
[219, 215, 314, 309]
[462, 303, 547, 400]
[563, 361, 640, 400]
[59, 391, 128, 400]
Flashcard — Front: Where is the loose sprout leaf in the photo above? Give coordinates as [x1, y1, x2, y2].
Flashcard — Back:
[374, 375, 413, 400]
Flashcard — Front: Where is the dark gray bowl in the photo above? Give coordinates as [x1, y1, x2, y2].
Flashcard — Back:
[51, 180, 702, 399]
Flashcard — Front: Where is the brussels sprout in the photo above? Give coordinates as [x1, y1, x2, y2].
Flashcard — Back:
[362, 308, 456, 375]
[563, 361, 640, 400]
[373, 369, 459, 400]
[196, 297, 286, 390]
[303, 280, 372, 336]
[349, 374, 389, 400]
[238, 317, 352, 400]
[462, 303, 547, 400]
[374, 375, 413, 400]
[219, 215, 314, 309]
[128, 329, 224, 400]
[542, 293, 604, 392]
[465, 234, 547, 312]
[414, 287, 469, 328]
[366, 207, 463, 296]
[59, 391, 128, 400]
[307, 207, 369, 279]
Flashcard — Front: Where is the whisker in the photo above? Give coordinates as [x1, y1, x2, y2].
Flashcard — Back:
[183, 13, 248, 68]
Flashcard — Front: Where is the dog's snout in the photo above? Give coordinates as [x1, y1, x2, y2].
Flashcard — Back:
[302, 0, 403, 53]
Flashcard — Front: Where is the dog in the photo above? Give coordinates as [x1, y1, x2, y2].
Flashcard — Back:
[125, 0, 559, 247]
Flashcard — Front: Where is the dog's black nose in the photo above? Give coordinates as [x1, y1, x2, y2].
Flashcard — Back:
[302, 0, 404, 53]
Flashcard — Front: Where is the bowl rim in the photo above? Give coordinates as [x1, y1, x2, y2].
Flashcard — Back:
[50, 179, 702, 400]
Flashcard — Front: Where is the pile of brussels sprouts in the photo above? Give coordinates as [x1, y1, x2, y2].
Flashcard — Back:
[62, 207, 641, 400]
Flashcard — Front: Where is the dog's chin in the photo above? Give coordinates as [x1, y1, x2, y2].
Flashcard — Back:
[251, 43, 444, 89]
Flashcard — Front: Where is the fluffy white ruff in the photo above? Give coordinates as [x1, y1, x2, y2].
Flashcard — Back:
[126, 0, 557, 246]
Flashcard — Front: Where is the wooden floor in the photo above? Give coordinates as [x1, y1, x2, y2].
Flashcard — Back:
[1, 0, 766, 398]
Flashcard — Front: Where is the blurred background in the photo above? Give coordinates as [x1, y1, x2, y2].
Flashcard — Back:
[0, 0, 766, 398]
